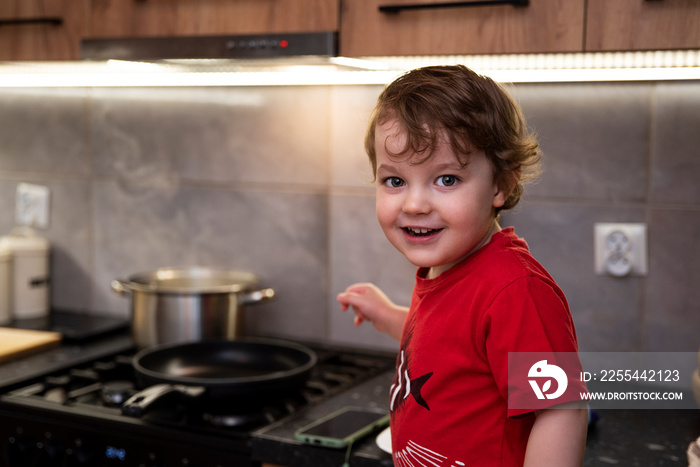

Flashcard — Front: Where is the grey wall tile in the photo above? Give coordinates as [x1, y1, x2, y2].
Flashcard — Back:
[646, 208, 700, 351]
[44, 181, 93, 311]
[513, 83, 651, 202]
[0, 182, 17, 233]
[92, 87, 331, 186]
[503, 201, 646, 351]
[650, 83, 700, 205]
[330, 85, 382, 187]
[93, 180, 328, 341]
[0, 88, 91, 175]
[328, 193, 412, 351]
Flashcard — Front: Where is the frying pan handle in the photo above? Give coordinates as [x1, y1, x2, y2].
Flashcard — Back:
[122, 384, 206, 417]
[237, 287, 275, 306]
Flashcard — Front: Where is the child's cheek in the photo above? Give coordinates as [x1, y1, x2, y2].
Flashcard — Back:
[376, 197, 400, 238]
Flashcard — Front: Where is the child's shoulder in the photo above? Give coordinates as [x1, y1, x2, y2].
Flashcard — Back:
[473, 227, 551, 283]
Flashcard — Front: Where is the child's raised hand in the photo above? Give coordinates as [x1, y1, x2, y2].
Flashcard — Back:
[337, 282, 388, 325]
[337, 283, 408, 340]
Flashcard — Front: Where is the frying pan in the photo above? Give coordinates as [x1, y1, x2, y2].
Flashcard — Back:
[122, 338, 317, 417]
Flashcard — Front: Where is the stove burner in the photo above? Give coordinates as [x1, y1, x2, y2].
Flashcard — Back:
[101, 380, 136, 407]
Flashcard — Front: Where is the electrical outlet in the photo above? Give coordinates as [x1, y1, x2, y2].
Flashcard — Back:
[594, 223, 647, 277]
[16, 183, 50, 229]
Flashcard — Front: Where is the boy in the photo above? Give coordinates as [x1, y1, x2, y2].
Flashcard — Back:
[337, 65, 587, 466]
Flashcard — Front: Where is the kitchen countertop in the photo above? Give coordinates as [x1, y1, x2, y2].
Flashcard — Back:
[585, 408, 700, 466]
[0, 310, 131, 390]
[0, 332, 133, 390]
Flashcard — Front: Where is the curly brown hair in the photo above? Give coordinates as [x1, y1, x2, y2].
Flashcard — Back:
[365, 65, 541, 214]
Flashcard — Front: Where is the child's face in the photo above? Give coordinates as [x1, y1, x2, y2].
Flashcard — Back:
[374, 120, 507, 276]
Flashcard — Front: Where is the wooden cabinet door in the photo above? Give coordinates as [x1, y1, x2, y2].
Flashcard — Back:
[586, 0, 700, 51]
[340, 0, 585, 56]
[90, 0, 339, 38]
[0, 0, 89, 60]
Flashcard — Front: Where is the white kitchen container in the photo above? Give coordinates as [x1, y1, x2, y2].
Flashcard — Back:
[0, 242, 11, 325]
[0, 227, 50, 320]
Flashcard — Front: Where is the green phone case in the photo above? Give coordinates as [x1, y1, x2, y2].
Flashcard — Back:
[294, 406, 390, 449]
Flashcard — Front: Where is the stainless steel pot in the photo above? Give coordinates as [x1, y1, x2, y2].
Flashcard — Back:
[111, 267, 275, 348]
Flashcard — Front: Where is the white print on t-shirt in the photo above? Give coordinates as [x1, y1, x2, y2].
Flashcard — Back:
[394, 439, 466, 467]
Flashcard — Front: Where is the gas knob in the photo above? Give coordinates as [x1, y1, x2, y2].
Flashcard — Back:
[35, 440, 65, 467]
[63, 447, 93, 466]
[6, 435, 38, 465]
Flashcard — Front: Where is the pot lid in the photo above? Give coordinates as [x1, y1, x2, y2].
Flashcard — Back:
[124, 267, 260, 294]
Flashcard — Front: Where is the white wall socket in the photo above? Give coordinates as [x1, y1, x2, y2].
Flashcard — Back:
[594, 223, 647, 277]
[16, 183, 50, 229]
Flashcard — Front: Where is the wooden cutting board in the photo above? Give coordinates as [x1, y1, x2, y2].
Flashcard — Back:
[0, 327, 62, 363]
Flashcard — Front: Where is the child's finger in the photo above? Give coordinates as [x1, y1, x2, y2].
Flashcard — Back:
[353, 310, 370, 326]
[337, 291, 363, 311]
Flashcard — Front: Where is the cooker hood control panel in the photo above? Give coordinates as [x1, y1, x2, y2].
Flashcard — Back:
[81, 31, 338, 61]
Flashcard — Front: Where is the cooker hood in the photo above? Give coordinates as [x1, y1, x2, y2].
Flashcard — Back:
[1, 31, 697, 86]
[81, 31, 338, 64]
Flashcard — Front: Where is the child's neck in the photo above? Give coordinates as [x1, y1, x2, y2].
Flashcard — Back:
[426, 221, 502, 279]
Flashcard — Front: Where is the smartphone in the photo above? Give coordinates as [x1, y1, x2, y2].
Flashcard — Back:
[294, 407, 390, 449]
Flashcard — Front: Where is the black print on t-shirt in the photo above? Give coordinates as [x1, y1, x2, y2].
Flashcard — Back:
[390, 311, 433, 412]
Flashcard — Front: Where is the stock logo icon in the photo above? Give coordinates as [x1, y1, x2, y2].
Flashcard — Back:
[528, 360, 568, 400]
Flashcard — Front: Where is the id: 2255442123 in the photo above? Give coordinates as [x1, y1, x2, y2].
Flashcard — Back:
[582, 369, 681, 383]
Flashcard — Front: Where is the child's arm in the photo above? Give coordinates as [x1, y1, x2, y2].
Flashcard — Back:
[524, 402, 588, 466]
[336, 283, 408, 341]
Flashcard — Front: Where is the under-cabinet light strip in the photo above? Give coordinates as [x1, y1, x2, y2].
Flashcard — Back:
[0, 50, 698, 87]
[373, 50, 700, 72]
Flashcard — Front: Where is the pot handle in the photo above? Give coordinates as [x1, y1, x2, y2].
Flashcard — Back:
[122, 384, 206, 417]
[111, 279, 131, 296]
[237, 287, 275, 306]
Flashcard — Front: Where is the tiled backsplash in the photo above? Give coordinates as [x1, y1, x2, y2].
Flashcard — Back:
[0, 81, 698, 354]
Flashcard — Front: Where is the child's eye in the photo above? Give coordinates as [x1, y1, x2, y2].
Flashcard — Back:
[383, 177, 405, 188]
[436, 175, 459, 187]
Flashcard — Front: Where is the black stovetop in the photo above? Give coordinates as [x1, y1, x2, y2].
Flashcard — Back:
[4, 342, 393, 428]
[0, 334, 396, 467]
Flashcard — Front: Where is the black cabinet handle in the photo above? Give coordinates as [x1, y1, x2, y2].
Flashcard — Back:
[0, 17, 63, 27]
[379, 0, 528, 13]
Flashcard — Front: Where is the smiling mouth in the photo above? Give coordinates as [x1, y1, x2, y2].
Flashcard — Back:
[403, 227, 442, 237]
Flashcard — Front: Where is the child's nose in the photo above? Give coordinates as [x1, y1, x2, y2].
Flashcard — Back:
[402, 187, 431, 214]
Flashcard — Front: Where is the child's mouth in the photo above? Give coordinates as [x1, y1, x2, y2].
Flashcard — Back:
[403, 227, 442, 237]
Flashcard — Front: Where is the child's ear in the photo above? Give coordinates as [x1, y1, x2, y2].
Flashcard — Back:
[493, 184, 508, 209]
[493, 169, 520, 208]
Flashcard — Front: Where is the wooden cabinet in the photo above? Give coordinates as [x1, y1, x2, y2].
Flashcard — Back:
[340, 0, 585, 56]
[0, 0, 89, 60]
[586, 0, 700, 52]
[340, 0, 700, 57]
[3, 0, 700, 62]
[89, 0, 339, 38]
[0, 0, 337, 60]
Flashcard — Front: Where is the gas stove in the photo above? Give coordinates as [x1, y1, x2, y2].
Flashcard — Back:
[0, 341, 395, 467]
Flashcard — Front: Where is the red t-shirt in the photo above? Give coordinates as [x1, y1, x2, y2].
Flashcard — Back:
[390, 228, 584, 466]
